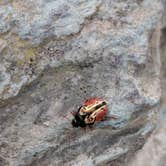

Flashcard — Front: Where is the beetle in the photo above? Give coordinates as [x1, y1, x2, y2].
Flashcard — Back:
[71, 98, 108, 128]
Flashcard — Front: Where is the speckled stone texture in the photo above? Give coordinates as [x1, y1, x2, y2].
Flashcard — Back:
[0, 0, 163, 165]
[129, 1, 166, 165]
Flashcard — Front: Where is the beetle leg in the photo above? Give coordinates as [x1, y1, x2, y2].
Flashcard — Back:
[108, 115, 119, 119]
[102, 115, 119, 121]
[88, 124, 94, 131]
[83, 127, 87, 132]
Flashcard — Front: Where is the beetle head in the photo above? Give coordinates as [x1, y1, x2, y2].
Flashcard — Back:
[71, 114, 86, 128]
[71, 118, 79, 127]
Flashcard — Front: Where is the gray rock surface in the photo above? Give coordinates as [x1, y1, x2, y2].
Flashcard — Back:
[129, 1, 166, 165]
[130, 10, 166, 166]
[0, 0, 164, 165]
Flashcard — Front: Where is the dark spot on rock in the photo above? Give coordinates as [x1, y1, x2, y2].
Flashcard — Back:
[30, 58, 34, 62]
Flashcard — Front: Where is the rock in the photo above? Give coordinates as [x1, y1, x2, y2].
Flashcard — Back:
[0, 0, 162, 102]
[129, 123, 166, 166]
[0, 0, 164, 165]
[129, 1, 166, 165]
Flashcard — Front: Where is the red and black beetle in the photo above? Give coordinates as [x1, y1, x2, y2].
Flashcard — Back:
[71, 98, 108, 128]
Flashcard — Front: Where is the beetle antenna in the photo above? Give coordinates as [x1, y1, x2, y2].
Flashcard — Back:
[59, 113, 71, 122]
[70, 111, 76, 116]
